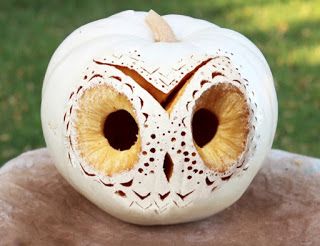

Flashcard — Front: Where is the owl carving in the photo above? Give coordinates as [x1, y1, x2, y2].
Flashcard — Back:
[41, 10, 277, 225]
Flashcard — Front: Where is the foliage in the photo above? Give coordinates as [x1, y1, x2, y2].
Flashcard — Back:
[0, 0, 319, 165]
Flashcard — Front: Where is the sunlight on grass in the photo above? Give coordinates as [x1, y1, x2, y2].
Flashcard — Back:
[283, 45, 320, 65]
[228, 1, 320, 32]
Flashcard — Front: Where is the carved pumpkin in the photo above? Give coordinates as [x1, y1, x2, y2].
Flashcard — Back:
[41, 10, 277, 225]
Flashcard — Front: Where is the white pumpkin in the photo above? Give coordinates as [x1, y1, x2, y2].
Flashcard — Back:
[41, 10, 277, 225]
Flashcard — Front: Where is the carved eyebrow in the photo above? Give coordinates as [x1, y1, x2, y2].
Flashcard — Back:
[92, 58, 212, 112]
[93, 59, 166, 103]
[162, 58, 212, 110]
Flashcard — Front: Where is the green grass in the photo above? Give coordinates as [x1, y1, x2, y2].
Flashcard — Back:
[0, 0, 319, 165]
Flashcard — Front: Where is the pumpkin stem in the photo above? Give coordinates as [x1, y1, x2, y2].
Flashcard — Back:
[145, 10, 177, 42]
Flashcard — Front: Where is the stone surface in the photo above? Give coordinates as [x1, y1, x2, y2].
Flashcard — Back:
[0, 148, 319, 245]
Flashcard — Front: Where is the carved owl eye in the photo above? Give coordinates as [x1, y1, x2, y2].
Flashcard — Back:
[74, 85, 141, 176]
[191, 83, 249, 172]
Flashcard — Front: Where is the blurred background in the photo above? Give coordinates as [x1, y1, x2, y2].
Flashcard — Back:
[0, 0, 319, 166]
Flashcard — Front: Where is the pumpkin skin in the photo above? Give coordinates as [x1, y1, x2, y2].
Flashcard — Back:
[41, 10, 277, 225]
